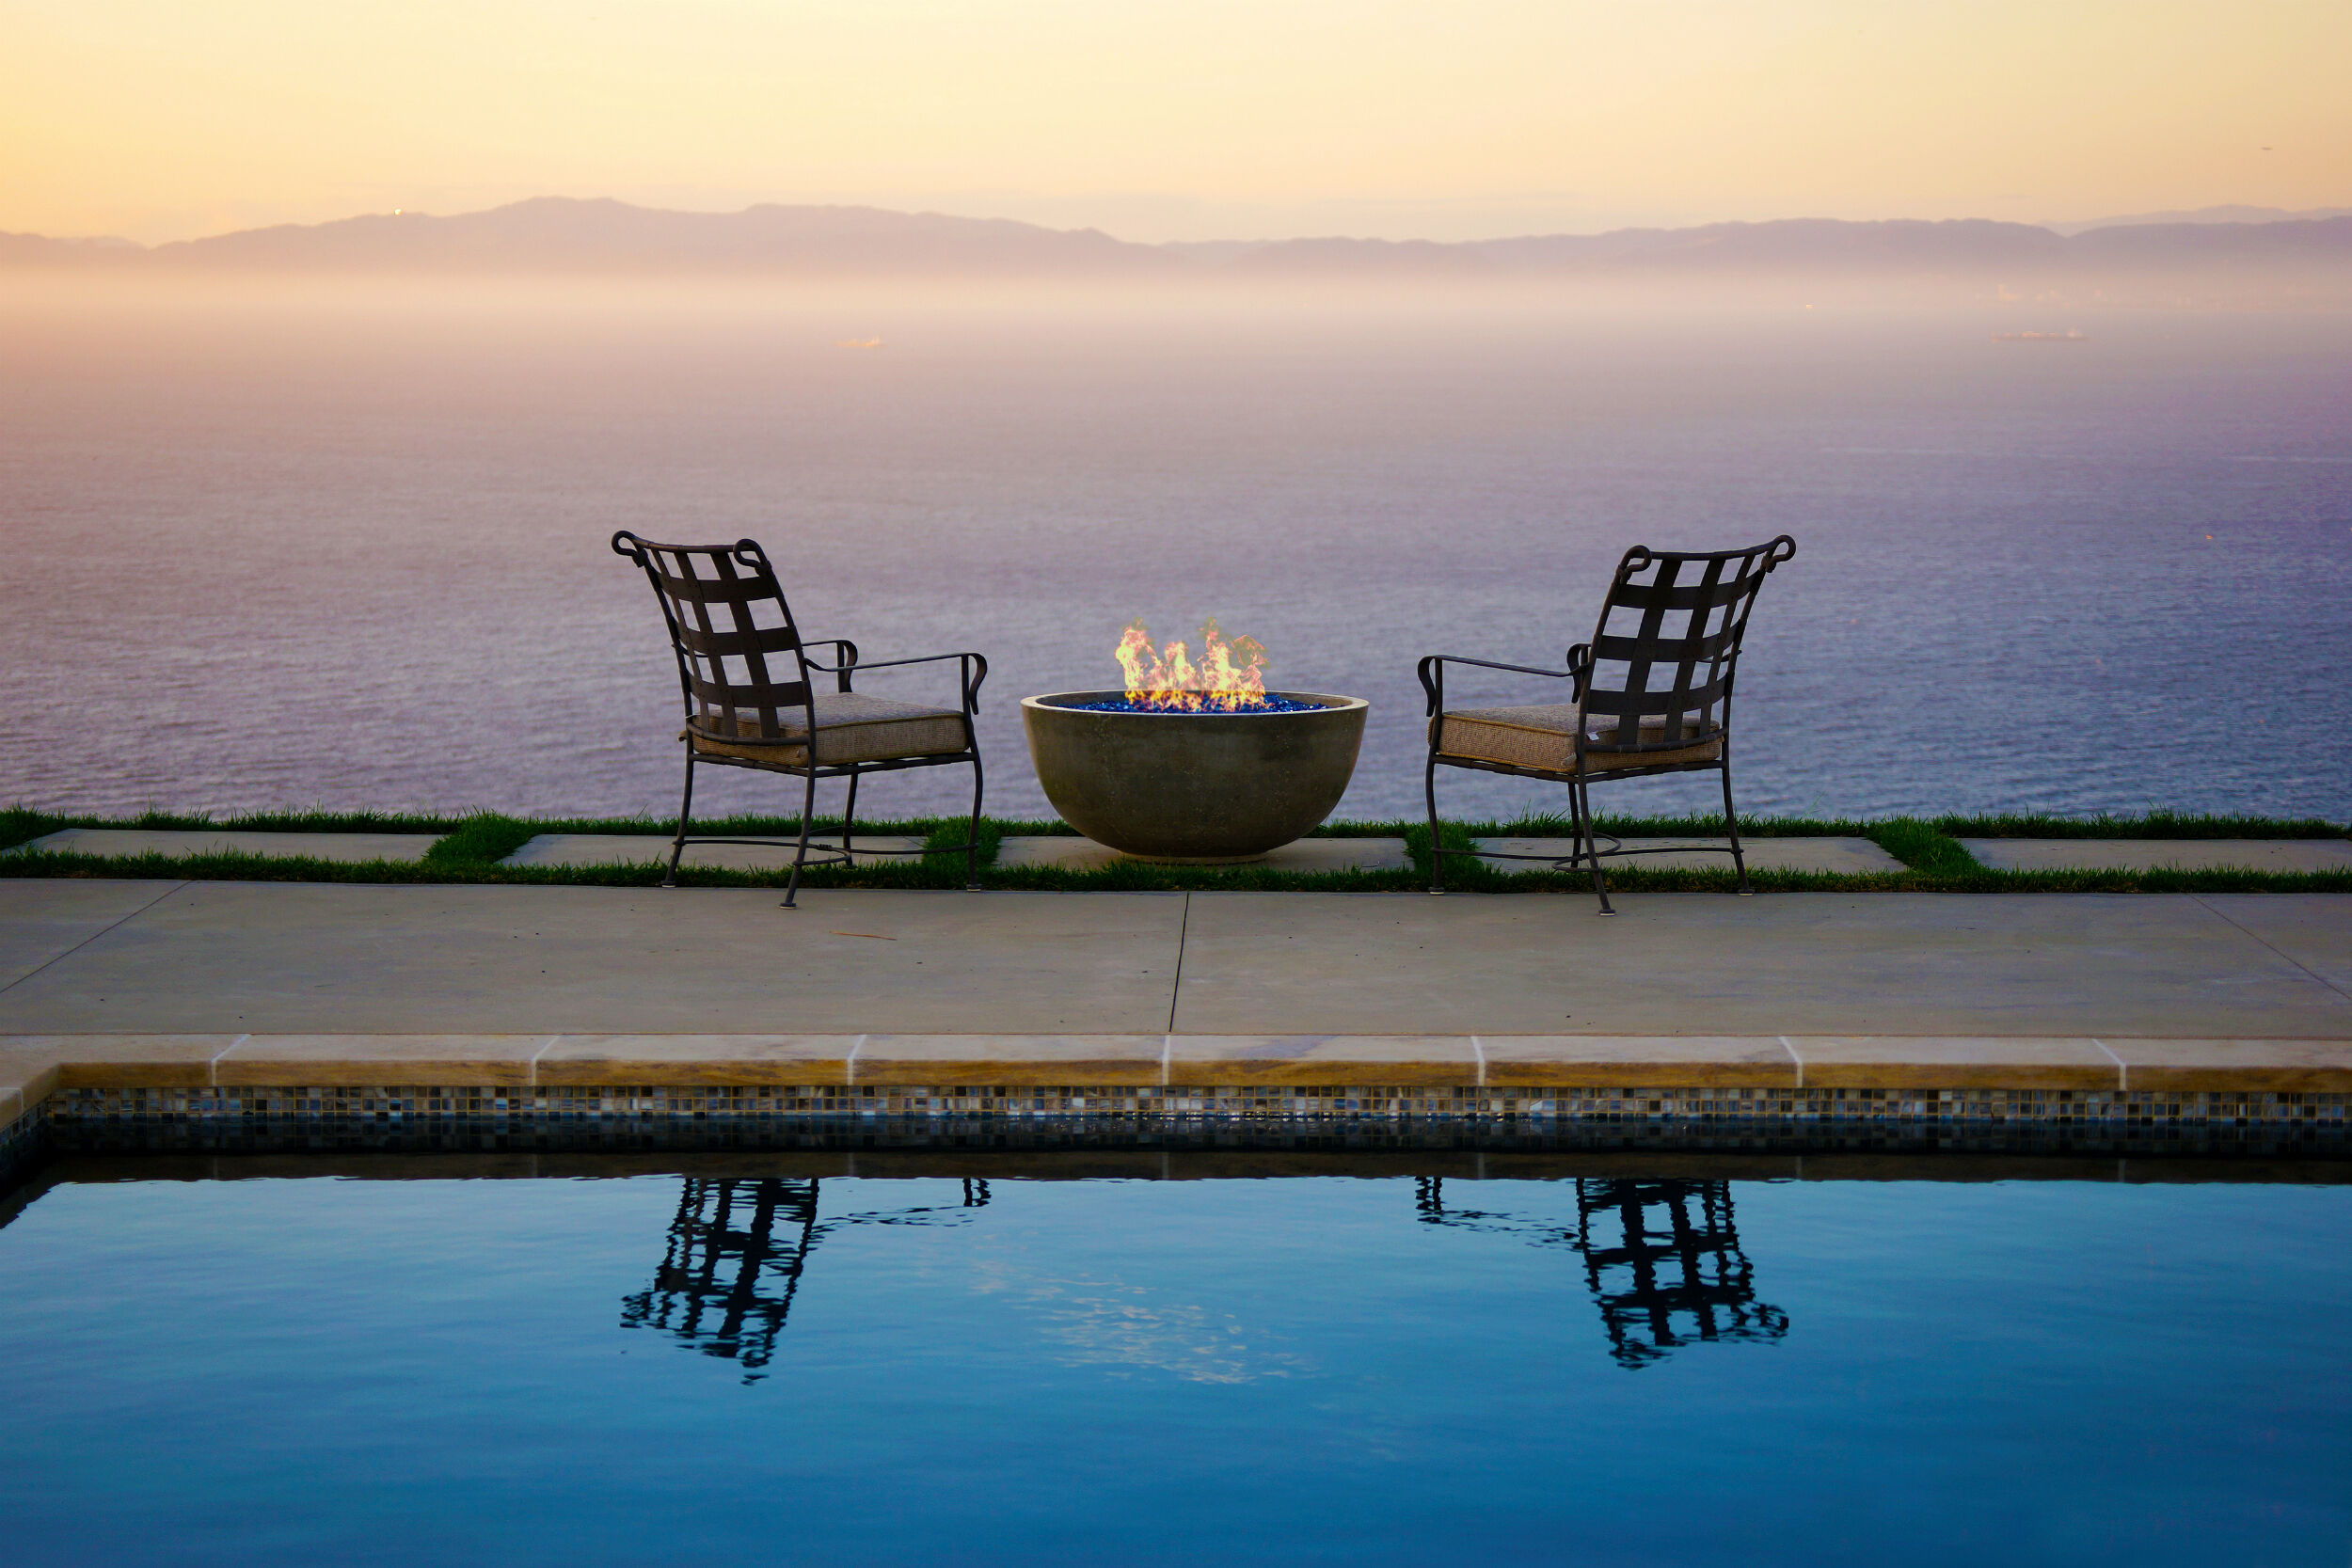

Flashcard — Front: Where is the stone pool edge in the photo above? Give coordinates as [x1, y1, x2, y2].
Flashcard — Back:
[6, 1032, 2349, 1136]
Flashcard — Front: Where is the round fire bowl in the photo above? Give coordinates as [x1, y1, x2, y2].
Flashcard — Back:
[1021, 691, 1368, 863]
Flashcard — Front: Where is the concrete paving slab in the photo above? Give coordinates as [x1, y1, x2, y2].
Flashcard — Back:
[0, 879, 183, 990]
[1476, 837, 1902, 874]
[1960, 838, 2352, 872]
[0, 1037, 69, 1090]
[538, 1034, 858, 1086]
[996, 836, 1410, 872]
[854, 1034, 1165, 1086]
[13, 829, 440, 863]
[1168, 893, 2352, 1038]
[1478, 1036, 1796, 1088]
[215, 1034, 546, 1087]
[8, 880, 2349, 1048]
[2103, 1037, 2352, 1092]
[5, 1033, 2350, 1102]
[502, 833, 928, 869]
[9, 1033, 243, 1088]
[1787, 1036, 2116, 1089]
[2191, 895, 2352, 1001]
[1163, 1035, 1477, 1086]
[0, 882, 1185, 1036]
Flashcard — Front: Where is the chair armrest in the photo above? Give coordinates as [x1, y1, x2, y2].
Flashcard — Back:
[1422, 654, 1580, 679]
[1417, 653, 1578, 717]
[803, 649, 990, 713]
[803, 649, 977, 673]
[801, 639, 860, 692]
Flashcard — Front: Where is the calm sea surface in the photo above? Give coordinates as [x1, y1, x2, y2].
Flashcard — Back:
[4, 287, 2348, 823]
[0, 1170, 2345, 1566]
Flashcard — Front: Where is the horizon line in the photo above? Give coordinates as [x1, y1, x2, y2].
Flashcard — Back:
[13, 194, 2352, 252]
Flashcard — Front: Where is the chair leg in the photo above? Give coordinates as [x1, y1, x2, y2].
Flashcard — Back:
[1720, 757, 1753, 896]
[1571, 775, 1614, 915]
[782, 768, 819, 909]
[965, 753, 985, 892]
[663, 753, 696, 890]
[1423, 752, 1446, 895]
[839, 765, 860, 862]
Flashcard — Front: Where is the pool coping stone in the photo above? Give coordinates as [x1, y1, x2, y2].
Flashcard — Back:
[8, 1033, 2352, 1133]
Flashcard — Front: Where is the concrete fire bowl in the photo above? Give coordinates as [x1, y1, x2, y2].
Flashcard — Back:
[1021, 691, 1369, 863]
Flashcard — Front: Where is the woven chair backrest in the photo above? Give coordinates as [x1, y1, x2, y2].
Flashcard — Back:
[1579, 536, 1796, 755]
[612, 533, 811, 740]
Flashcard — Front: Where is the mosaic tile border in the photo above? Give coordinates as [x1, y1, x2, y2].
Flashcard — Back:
[48, 1083, 2352, 1129]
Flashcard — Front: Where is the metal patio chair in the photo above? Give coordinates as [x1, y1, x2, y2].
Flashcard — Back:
[1418, 535, 1795, 913]
[612, 532, 987, 907]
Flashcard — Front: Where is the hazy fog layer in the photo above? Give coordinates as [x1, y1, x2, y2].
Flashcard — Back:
[3, 280, 2347, 824]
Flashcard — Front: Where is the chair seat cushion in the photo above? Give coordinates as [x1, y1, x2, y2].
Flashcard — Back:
[1438, 704, 1723, 774]
[685, 692, 968, 768]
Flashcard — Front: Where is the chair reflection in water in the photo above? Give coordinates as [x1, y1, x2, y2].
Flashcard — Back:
[622, 1177, 991, 1382]
[1574, 1178, 1788, 1368]
[1416, 1175, 1788, 1368]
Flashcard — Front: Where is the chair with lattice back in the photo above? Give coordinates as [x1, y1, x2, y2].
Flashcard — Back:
[1417, 536, 1795, 912]
[612, 532, 987, 906]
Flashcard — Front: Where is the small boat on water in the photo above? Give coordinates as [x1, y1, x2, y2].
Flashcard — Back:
[1991, 328, 2088, 342]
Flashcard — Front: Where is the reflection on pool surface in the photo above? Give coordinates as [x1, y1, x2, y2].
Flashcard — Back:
[0, 1164, 2345, 1566]
[628, 1175, 1794, 1381]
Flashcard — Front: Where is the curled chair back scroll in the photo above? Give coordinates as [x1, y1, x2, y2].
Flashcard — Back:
[1574, 535, 1796, 764]
[612, 533, 818, 744]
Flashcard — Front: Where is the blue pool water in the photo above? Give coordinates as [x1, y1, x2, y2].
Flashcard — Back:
[1, 1168, 2346, 1565]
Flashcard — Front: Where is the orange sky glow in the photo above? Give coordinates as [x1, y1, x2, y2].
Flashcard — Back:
[5, 0, 2346, 245]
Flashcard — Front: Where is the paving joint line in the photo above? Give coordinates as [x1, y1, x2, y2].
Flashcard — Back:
[1165, 892, 1191, 1035]
[207, 1033, 251, 1087]
[0, 879, 187, 1000]
[2091, 1037, 2127, 1091]
[2191, 894, 2352, 1006]
[1470, 1036, 1486, 1089]
[1778, 1035, 1804, 1089]
[846, 1034, 866, 1088]
[527, 1036, 560, 1087]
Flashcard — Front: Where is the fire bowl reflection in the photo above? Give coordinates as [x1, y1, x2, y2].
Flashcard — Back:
[1021, 690, 1369, 863]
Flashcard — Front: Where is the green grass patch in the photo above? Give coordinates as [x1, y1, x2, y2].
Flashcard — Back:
[1867, 817, 1982, 875]
[0, 808, 56, 854]
[2, 807, 2345, 895]
[1932, 810, 2347, 840]
[421, 814, 541, 869]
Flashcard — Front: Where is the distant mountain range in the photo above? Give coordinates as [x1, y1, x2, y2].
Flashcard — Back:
[2046, 203, 2352, 236]
[5, 197, 2349, 287]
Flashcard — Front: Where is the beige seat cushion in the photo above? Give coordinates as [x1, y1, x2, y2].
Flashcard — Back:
[1438, 704, 1723, 774]
[685, 691, 968, 768]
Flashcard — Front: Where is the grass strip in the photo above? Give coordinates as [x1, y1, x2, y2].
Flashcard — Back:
[1867, 817, 1983, 875]
[3, 808, 2344, 895]
[1931, 810, 2346, 840]
[421, 814, 541, 869]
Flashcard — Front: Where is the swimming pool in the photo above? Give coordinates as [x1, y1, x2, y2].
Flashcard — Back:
[1, 1158, 2344, 1565]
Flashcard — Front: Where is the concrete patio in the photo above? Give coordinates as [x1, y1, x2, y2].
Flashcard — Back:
[1, 879, 2345, 1039]
[0, 880, 2344, 1130]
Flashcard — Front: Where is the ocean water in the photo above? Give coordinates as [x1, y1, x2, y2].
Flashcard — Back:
[0, 1168, 2345, 1566]
[3, 285, 2347, 824]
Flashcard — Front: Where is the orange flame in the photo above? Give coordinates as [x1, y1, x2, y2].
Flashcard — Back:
[1115, 618, 1270, 711]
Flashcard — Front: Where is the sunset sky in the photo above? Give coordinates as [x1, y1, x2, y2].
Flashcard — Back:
[6, 0, 2345, 245]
